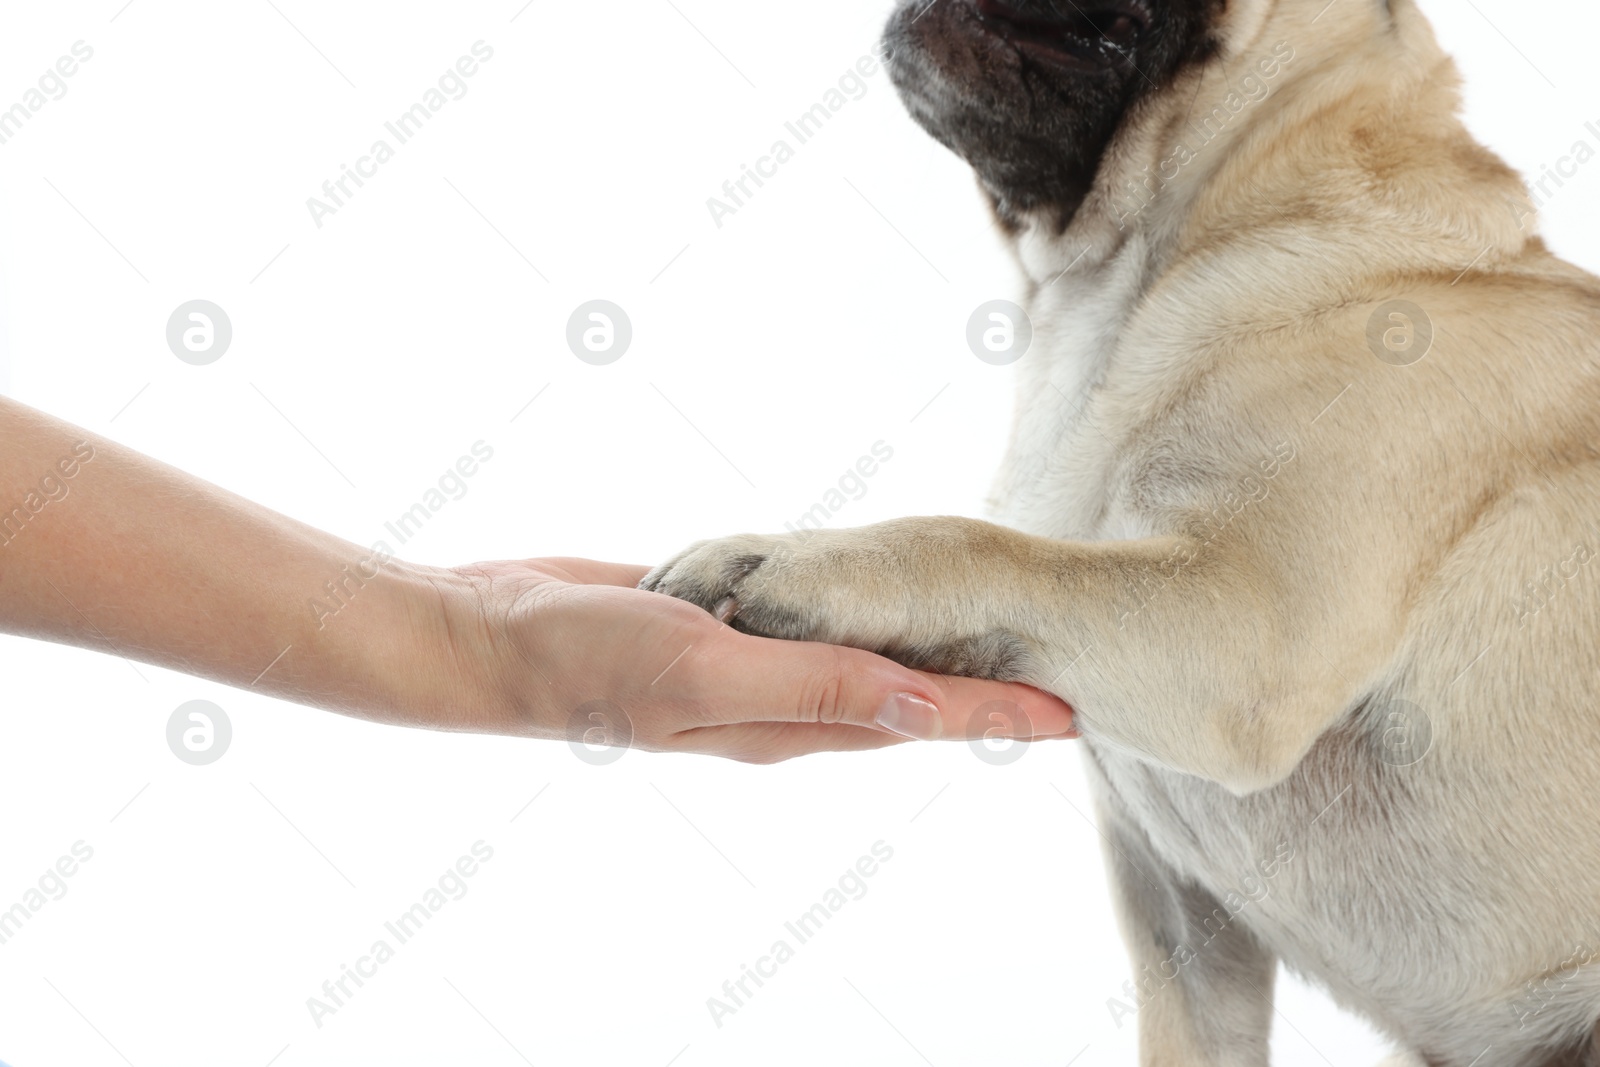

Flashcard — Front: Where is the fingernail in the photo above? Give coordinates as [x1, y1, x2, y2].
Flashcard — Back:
[876, 692, 941, 740]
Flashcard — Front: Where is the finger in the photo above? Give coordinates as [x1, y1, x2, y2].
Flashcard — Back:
[535, 558, 653, 588]
[899, 674, 1079, 741]
[693, 633, 1076, 742]
[669, 720, 909, 762]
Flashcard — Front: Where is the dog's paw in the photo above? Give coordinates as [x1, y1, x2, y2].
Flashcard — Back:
[640, 524, 1038, 681]
[638, 533, 827, 642]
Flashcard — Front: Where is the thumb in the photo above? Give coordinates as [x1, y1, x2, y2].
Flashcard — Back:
[714, 632, 1077, 741]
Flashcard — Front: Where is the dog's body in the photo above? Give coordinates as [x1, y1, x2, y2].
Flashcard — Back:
[643, 0, 1600, 1061]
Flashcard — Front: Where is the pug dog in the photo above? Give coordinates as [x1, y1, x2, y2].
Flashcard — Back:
[643, 0, 1600, 1062]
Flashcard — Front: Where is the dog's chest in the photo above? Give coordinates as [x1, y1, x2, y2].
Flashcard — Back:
[988, 255, 1160, 542]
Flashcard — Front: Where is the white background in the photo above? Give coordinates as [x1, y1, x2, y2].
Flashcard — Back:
[0, 1, 1594, 1064]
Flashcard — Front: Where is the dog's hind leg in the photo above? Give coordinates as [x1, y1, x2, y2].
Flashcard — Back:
[1099, 803, 1276, 1067]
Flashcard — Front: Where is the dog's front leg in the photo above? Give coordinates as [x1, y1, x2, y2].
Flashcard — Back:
[642, 515, 1369, 794]
[1095, 789, 1276, 1066]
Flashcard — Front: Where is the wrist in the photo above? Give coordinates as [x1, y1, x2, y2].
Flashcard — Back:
[359, 559, 518, 731]
[287, 554, 499, 732]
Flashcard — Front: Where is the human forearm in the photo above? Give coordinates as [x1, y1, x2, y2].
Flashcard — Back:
[0, 397, 475, 724]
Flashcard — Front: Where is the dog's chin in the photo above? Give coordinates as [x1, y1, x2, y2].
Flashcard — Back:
[884, 0, 1214, 227]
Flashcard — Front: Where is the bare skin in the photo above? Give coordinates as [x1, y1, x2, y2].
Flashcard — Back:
[0, 397, 1075, 760]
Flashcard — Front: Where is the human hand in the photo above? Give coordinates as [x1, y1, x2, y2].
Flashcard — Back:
[434, 557, 1077, 762]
